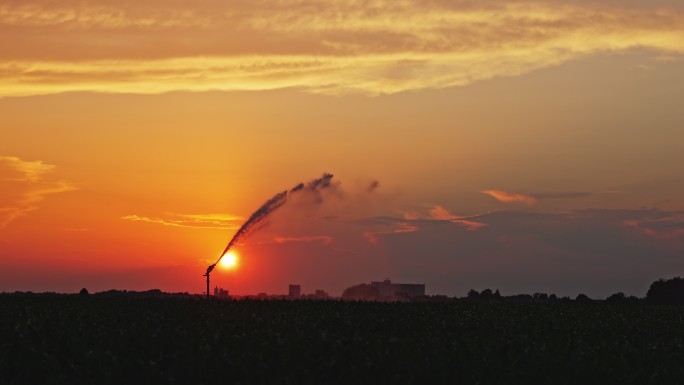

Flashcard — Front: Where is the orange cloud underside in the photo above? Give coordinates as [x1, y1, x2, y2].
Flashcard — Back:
[482, 190, 537, 205]
[1, 1, 683, 96]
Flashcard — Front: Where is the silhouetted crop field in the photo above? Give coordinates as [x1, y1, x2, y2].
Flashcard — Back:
[2, 296, 683, 384]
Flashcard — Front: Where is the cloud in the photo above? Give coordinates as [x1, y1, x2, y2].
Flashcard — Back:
[1, 0, 683, 96]
[428, 205, 488, 230]
[0, 156, 55, 182]
[362, 206, 684, 252]
[429, 206, 459, 221]
[122, 213, 242, 229]
[358, 207, 684, 296]
[364, 221, 419, 245]
[0, 156, 75, 228]
[482, 190, 601, 205]
[482, 190, 537, 205]
[619, 211, 684, 242]
[272, 235, 334, 245]
[169, 213, 243, 223]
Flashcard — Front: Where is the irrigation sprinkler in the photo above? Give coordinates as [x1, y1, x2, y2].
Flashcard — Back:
[204, 263, 216, 300]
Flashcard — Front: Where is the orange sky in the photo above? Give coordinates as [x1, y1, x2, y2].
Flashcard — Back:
[1, 0, 684, 297]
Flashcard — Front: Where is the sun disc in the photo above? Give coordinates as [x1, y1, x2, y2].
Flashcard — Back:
[219, 252, 238, 269]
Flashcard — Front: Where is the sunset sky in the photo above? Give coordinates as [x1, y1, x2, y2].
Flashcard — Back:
[2, 0, 683, 298]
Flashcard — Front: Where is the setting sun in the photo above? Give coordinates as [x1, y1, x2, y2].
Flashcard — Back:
[219, 252, 238, 270]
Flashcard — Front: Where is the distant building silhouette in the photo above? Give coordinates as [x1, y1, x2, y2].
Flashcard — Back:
[370, 279, 425, 298]
[341, 283, 380, 300]
[213, 286, 229, 299]
[289, 284, 301, 298]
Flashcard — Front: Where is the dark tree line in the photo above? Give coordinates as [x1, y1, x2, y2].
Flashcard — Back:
[647, 277, 684, 304]
[34, 277, 684, 303]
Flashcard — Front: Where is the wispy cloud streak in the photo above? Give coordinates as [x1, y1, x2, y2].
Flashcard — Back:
[428, 206, 488, 230]
[482, 190, 537, 205]
[0, 156, 75, 228]
[365, 222, 419, 245]
[482, 189, 598, 205]
[272, 235, 333, 245]
[122, 213, 242, 230]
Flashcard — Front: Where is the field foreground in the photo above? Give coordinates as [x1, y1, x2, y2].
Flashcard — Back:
[1, 296, 683, 384]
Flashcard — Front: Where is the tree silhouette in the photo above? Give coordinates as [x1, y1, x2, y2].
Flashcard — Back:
[606, 292, 626, 302]
[341, 284, 380, 300]
[647, 277, 684, 304]
[575, 294, 592, 302]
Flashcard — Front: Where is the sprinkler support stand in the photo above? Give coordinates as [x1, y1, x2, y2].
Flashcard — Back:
[205, 264, 215, 300]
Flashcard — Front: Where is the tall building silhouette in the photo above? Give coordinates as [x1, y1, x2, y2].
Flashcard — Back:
[289, 284, 301, 298]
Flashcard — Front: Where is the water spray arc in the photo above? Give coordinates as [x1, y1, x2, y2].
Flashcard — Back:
[204, 173, 334, 298]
